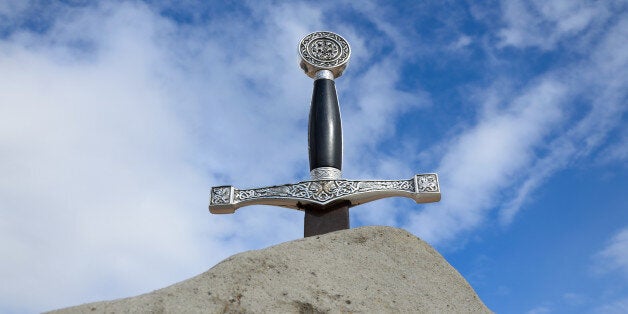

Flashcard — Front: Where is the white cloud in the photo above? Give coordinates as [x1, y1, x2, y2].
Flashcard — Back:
[404, 77, 568, 243]
[562, 292, 586, 306]
[497, 0, 609, 50]
[592, 297, 628, 314]
[0, 3, 217, 311]
[499, 16, 628, 224]
[450, 35, 472, 50]
[0, 1, 431, 312]
[401, 11, 628, 244]
[596, 130, 628, 167]
[0, 1, 314, 311]
[526, 305, 552, 314]
[595, 227, 628, 277]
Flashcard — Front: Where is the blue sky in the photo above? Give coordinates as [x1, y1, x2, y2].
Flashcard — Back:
[0, 1, 626, 313]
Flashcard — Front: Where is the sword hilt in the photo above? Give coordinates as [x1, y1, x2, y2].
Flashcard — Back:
[299, 31, 351, 180]
[207, 31, 441, 238]
[300, 31, 352, 236]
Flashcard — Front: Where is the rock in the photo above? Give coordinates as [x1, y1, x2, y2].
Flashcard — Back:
[48, 226, 491, 313]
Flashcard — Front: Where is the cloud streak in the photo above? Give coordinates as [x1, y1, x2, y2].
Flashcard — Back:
[400, 0, 627, 244]
[595, 227, 628, 277]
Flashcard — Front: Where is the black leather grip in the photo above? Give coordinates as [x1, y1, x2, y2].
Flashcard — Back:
[308, 79, 342, 171]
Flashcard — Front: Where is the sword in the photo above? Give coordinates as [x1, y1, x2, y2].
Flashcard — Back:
[209, 31, 441, 237]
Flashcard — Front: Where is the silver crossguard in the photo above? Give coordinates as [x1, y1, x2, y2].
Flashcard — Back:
[209, 31, 441, 237]
[210, 174, 440, 214]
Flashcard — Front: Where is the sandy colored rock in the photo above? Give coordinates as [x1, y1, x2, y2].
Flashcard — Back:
[49, 226, 491, 313]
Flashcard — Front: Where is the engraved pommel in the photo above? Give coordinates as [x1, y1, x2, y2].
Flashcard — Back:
[299, 31, 351, 79]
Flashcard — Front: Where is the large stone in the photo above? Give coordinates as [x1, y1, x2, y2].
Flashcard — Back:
[49, 226, 491, 313]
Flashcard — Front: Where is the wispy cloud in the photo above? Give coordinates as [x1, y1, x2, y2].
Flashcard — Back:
[594, 227, 628, 277]
[592, 297, 628, 314]
[405, 76, 568, 243]
[497, 0, 610, 50]
[499, 16, 628, 225]
[526, 305, 552, 314]
[401, 1, 627, 244]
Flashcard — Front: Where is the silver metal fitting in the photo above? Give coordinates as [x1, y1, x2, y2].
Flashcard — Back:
[314, 70, 335, 81]
[310, 167, 341, 180]
[299, 31, 351, 79]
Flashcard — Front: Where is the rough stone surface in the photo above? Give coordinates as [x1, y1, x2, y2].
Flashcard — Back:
[48, 226, 491, 313]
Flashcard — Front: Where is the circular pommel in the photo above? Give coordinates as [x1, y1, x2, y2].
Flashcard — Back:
[299, 31, 351, 79]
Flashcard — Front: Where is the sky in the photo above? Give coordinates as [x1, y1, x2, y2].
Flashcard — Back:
[0, 0, 626, 313]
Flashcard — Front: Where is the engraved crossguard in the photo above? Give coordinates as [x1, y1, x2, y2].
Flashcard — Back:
[210, 174, 440, 214]
[209, 31, 441, 237]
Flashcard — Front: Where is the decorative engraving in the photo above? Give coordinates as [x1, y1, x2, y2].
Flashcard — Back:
[211, 187, 231, 205]
[309, 38, 340, 61]
[310, 167, 341, 180]
[234, 179, 414, 203]
[416, 174, 439, 192]
[359, 180, 414, 192]
[300, 31, 350, 68]
[209, 174, 440, 214]
[299, 31, 350, 79]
